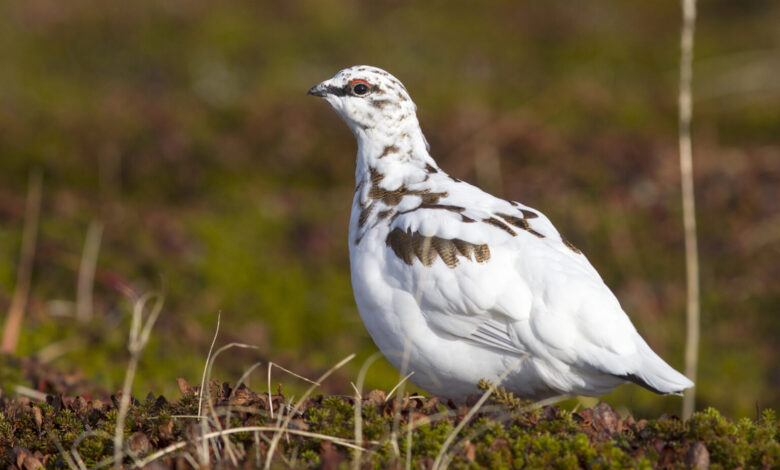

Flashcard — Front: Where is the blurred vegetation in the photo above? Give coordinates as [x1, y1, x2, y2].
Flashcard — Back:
[0, 0, 777, 420]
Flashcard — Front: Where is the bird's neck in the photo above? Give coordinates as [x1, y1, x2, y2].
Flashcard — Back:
[353, 120, 438, 187]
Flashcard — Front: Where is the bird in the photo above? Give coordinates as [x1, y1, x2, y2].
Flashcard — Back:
[307, 65, 694, 401]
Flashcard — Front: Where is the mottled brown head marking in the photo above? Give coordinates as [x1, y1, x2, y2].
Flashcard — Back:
[308, 66, 417, 134]
[386, 227, 490, 268]
[371, 99, 396, 110]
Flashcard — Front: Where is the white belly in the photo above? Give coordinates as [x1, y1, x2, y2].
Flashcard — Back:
[349, 231, 561, 400]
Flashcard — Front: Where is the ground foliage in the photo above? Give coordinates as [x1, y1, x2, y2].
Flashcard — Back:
[0, 373, 777, 469]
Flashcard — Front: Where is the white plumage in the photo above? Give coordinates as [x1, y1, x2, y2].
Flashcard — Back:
[308, 65, 693, 400]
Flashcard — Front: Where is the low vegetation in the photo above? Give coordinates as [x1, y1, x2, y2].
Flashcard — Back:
[0, 364, 777, 469]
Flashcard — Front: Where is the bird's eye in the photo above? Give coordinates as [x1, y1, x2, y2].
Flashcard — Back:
[350, 79, 371, 96]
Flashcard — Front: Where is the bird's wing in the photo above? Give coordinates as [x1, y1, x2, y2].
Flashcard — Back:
[384, 177, 643, 369]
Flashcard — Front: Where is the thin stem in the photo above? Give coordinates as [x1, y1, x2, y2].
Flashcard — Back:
[1, 170, 42, 354]
[76, 221, 103, 322]
[432, 357, 525, 470]
[679, 0, 699, 421]
[113, 292, 164, 470]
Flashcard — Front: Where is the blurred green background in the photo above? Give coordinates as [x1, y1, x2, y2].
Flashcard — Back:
[0, 0, 777, 419]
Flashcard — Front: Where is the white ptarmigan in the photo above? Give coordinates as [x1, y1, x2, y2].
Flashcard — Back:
[308, 65, 694, 400]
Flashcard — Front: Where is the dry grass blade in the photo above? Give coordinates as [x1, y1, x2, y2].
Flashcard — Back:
[70, 430, 118, 470]
[49, 430, 80, 470]
[14, 384, 47, 401]
[133, 425, 368, 469]
[450, 394, 569, 463]
[70, 450, 88, 470]
[36, 337, 82, 364]
[389, 368, 414, 458]
[263, 354, 356, 470]
[406, 411, 413, 470]
[201, 342, 261, 467]
[224, 361, 265, 432]
[76, 220, 103, 322]
[266, 360, 321, 419]
[196, 311, 223, 466]
[113, 291, 164, 470]
[352, 352, 384, 470]
[678, 0, 700, 421]
[431, 357, 525, 470]
[1, 170, 42, 354]
[385, 371, 414, 404]
[198, 311, 222, 419]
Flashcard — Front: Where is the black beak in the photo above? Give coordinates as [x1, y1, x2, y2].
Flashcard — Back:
[307, 83, 327, 97]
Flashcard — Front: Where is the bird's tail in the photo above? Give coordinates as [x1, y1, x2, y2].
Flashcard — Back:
[619, 340, 694, 395]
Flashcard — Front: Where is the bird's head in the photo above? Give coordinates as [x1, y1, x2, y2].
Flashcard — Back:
[308, 65, 418, 138]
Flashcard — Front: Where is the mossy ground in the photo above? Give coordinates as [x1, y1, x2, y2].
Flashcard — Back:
[0, 370, 777, 469]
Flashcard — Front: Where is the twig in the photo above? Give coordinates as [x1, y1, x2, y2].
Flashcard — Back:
[679, 0, 700, 421]
[76, 220, 103, 322]
[2, 170, 42, 354]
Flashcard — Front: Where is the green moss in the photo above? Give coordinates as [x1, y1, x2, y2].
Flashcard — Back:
[306, 396, 355, 439]
[687, 407, 780, 469]
[77, 435, 112, 467]
[0, 386, 777, 469]
[53, 409, 85, 446]
[406, 419, 454, 460]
